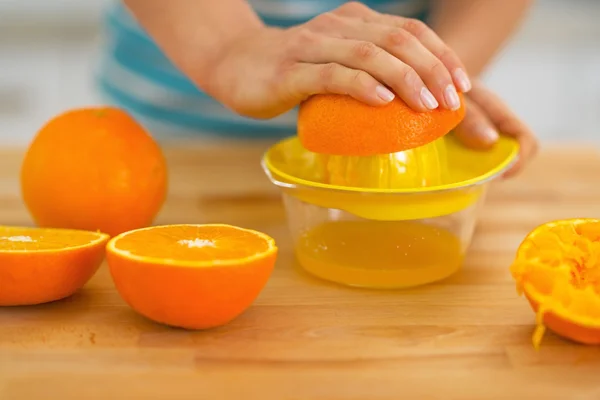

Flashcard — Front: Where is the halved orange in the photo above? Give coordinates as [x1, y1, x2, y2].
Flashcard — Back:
[0, 226, 109, 306]
[297, 93, 466, 156]
[510, 218, 600, 348]
[106, 224, 278, 329]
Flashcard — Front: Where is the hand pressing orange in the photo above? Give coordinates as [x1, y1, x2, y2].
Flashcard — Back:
[124, 0, 537, 176]
[206, 2, 471, 119]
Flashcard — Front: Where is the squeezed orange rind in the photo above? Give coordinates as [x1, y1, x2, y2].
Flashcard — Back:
[510, 218, 600, 349]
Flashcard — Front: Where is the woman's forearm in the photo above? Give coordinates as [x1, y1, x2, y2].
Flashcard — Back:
[428, 0, 535, 77]
[123, 0, 264, 88]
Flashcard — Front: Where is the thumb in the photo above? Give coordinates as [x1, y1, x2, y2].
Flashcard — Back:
[453, 98, 499, 150]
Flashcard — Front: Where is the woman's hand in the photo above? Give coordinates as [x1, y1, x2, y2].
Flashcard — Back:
[204, 2, 472, 119]
[452, 80, 539, 177]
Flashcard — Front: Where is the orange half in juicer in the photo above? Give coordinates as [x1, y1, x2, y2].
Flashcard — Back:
[261, 93, 519, 290]
[296, 93, 467, 190]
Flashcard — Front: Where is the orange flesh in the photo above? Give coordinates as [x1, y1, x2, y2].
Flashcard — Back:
[0, 226, 106, 250]
[105, 224, 278, 329]
[510, 219, 600, 348]
[110, 225, 274, 263]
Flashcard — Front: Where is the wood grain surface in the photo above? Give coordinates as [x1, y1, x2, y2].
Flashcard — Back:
[1, 140, 600, 400]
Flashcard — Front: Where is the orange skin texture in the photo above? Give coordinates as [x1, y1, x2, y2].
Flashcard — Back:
[20, 107, 168, 237]
[0, 236, 109, 306]
[298, 93, 466, 156]
[106, 250, 277, 329]
[105, 224, 279, 330]
[526, 294, 600, 345]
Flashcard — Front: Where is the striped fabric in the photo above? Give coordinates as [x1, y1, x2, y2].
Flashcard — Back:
[96, 0, 432, 138]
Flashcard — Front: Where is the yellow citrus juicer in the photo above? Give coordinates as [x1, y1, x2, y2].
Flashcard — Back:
[261, 133, 519, 289]
[263, 134, 519, 221]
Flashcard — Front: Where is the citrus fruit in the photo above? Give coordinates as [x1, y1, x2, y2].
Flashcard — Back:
[20, 106, 168, 237]
[297, 93, 466, 156]
[0, 225, 109, 306]
[106, 224, 278, 329]
[510, 218, 600, 348]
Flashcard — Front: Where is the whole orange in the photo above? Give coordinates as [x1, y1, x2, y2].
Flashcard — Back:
[298, 93, 466, 156]
[20, 107, 168, 237]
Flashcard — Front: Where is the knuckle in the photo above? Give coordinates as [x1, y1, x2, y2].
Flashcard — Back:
[294, 28, 319, 47]
[427, 61, 451, 82]
[320, 63, 346, 92]
[348, 70, 373, 96]
[400, 65, 420, 87]
[402, 18, 429, 38]
[352, 41, 381, 61]
[351, 70, 367, 87]
[289, 28, 320, 56]
[436, 46, 458, 67]
[269, 61, 296, 98]
[385, 28, 417, 48]
[311, 12, 343, 29]
[274, 60, 296, 84]
[337, 1, 369, 15]
[319, 63, 339, 84]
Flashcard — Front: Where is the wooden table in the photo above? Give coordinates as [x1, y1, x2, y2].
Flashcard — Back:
[1, 140, 600, 399]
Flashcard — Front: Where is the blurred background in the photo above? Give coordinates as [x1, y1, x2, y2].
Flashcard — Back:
[0, 0, 598, 146]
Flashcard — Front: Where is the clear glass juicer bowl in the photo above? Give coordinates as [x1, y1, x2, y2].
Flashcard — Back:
[262, 134, 520, 289]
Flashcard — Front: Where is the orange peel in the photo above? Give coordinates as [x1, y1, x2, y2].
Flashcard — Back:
[106, 224, 278, 330]
[20, 106, 168, 237]
[0, 225, 109, 306]
[510, 218, 600, 348]
[297, 93, 466, 156]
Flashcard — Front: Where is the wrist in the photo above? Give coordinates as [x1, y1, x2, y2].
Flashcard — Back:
[184, 22, 268, 95]
[198, 25, 278, 107]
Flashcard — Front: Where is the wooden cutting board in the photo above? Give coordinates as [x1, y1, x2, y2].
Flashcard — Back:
[1, 140, 600, 400]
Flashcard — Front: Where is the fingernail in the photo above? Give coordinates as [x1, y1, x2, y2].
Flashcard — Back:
[453, 68, 472, 92]
[376, 85, 395, 102]
[479, 126, 499, 143]
[444, 85, 461, 110]
[420, 87, 439, 110]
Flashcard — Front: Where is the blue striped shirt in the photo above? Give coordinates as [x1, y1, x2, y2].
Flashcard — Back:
[97, 0, 432, 138]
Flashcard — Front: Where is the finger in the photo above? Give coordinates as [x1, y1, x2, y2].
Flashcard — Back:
[283, 62, 395, 106]
[293, 32, 436, 112]
[333, 1, 381, 20]
[453, 98, 499, 150]
[334, 5, 472, 94]
[316, 16, 461, 111]
[468, 82, 539, 177]
[389, 18, 472, 93]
